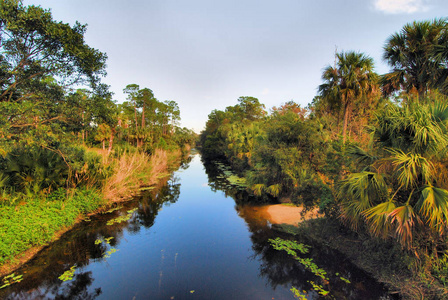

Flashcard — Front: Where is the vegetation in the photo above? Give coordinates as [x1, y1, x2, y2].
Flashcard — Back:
[0, 0, 196, 274]
[200, 18, 448, 298]
[2, 0, 448, 298]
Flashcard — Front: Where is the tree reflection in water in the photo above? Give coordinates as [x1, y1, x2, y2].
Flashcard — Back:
[6, 271, 102, 300]
[0, 164, 184, 300]
[204, 158, 396, 300]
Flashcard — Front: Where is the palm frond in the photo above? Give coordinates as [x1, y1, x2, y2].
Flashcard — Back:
[388, 149, 435, 187]
[389, 203, 416, 248]
[347, 145, 378, 168]
[266, 184, 281, 197]
[251, 183, 266, 197]
[417, 185, 448, 234]
[338, 171, 389, 229]
[364, 200, 396, 238]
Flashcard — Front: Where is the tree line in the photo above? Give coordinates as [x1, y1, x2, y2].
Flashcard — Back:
[0, 0, 196, 196]
[200, 18, 448, 290]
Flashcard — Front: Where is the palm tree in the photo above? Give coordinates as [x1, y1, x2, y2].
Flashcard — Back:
[382, 18, 448, 96]
[339, 99, 448, 248]
[319, 51, 377, 144]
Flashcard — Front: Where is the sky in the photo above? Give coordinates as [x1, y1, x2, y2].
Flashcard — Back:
[23, 0, 448, 132]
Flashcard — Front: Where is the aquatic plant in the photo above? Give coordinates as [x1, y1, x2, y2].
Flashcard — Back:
[0, 273, 23, 289]
[309, 280, 329, 296]
[106, 208, 138, 225]
[269, 237, 332, 296]
[103, 248, 117, 259]
[58, 265, 76, 282]
[290, 286, 307, 299]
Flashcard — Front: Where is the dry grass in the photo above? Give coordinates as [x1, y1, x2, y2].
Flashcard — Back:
[148, 149, 168, 185]
[102, 149, 180, 203]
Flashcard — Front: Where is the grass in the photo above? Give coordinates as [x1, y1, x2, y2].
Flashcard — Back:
[0, 147, 184, 276]
[102, 148, 180, 203]
[0, 188, 104, 265]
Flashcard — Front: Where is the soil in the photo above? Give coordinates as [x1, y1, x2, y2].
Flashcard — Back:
[238, 204, 322, 226]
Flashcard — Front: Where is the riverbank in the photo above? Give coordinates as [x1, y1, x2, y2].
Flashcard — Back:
[272, 217, 448, 300]
[237, 203, 447, 299]
[0, 147, 186, 278]
[237, 204, 321, 227]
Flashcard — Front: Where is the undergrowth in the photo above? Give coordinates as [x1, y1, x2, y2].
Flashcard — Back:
[283, 218, 448, 300]
[0, 188, 104, 265]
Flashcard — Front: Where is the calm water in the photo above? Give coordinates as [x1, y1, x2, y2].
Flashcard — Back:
[1, 154, 395, 299]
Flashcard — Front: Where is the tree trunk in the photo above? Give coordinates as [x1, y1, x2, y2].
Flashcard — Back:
[342, 100, 350, 144]
[107, 127, 115, 156]
[134, 103, 139, 147]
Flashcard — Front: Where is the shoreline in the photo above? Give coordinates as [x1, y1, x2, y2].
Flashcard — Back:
[237, 204, 322, 227]
[0, 149, 187, 278]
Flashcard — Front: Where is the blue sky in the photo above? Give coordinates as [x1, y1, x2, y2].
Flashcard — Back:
[24, 0, 448, 132]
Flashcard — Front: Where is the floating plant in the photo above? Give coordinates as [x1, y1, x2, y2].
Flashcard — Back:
[0, 273, 23, 289]
[58, 265, 76, 282]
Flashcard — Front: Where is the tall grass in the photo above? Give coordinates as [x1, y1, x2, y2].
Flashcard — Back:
[102, 149, 178, 203]
[0, 147, 183, 274]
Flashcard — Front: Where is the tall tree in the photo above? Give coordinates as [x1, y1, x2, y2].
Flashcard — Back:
[382, 18, 448, 96]
[318, 51, 377, 144]
[123, 84, 140, 146]
[0, 0, 108, 147]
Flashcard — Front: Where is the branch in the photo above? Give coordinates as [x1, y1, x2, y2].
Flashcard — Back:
[9, 116, 64, 128]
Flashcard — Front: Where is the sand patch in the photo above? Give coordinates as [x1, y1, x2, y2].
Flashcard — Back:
[238, 204, 321, 227]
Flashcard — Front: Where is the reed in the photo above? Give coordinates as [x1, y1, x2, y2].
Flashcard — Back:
[102, 148, 179, 203]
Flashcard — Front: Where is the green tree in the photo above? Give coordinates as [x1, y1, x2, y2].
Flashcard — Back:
[0, 0, 108, 148]
[382, 18, 448, 96]
[318, 51, 377, 144]
[95, 123, 112, 150]
[339, 99, 448, 248]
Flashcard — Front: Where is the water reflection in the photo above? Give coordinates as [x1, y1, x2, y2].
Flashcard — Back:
[204, 158, 395, 300]
[1, 154, 396, 299]
[0, 163, 185, 299]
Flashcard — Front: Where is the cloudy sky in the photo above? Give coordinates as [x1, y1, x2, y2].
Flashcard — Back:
[24, 0, 448, 132]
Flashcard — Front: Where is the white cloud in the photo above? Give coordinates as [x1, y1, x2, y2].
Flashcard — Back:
[261, 88, 270, 96]
[373, 0, 428, 14]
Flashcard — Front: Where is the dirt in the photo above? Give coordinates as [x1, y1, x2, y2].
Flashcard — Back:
[238, 204, 322, 227]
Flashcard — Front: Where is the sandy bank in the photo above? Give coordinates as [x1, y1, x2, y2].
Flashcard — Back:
[238, 204, 322, 226]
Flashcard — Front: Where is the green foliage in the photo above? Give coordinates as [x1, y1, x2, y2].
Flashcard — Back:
[432, 252, 448, 286]
[382, 18, 448, 96]
[106, 208, 137, 226]
[0, 273, 23, 289]
[308, 280, 329, 296]
[340, 99, 448, 248]
[58, 265, 76, 282]
[269, 237, 328, 280]
[0, 188, 104, 264]
[269, 237, 310, 256]
[0, 0, 111, 149]
[318, 51, 378, 143]
[0, 146, 69, 193]
[290, 287, 307, 299]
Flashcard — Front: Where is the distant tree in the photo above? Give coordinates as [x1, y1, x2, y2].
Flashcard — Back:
[236, 96, 266, 121]
[271, 101, 307, 119]
[318, 51, 377, 144]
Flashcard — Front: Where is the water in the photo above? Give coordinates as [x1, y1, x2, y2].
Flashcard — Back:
[1, 154, 395, 299]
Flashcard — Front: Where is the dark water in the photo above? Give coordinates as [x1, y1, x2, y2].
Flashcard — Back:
[1, 154, 395, 299]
